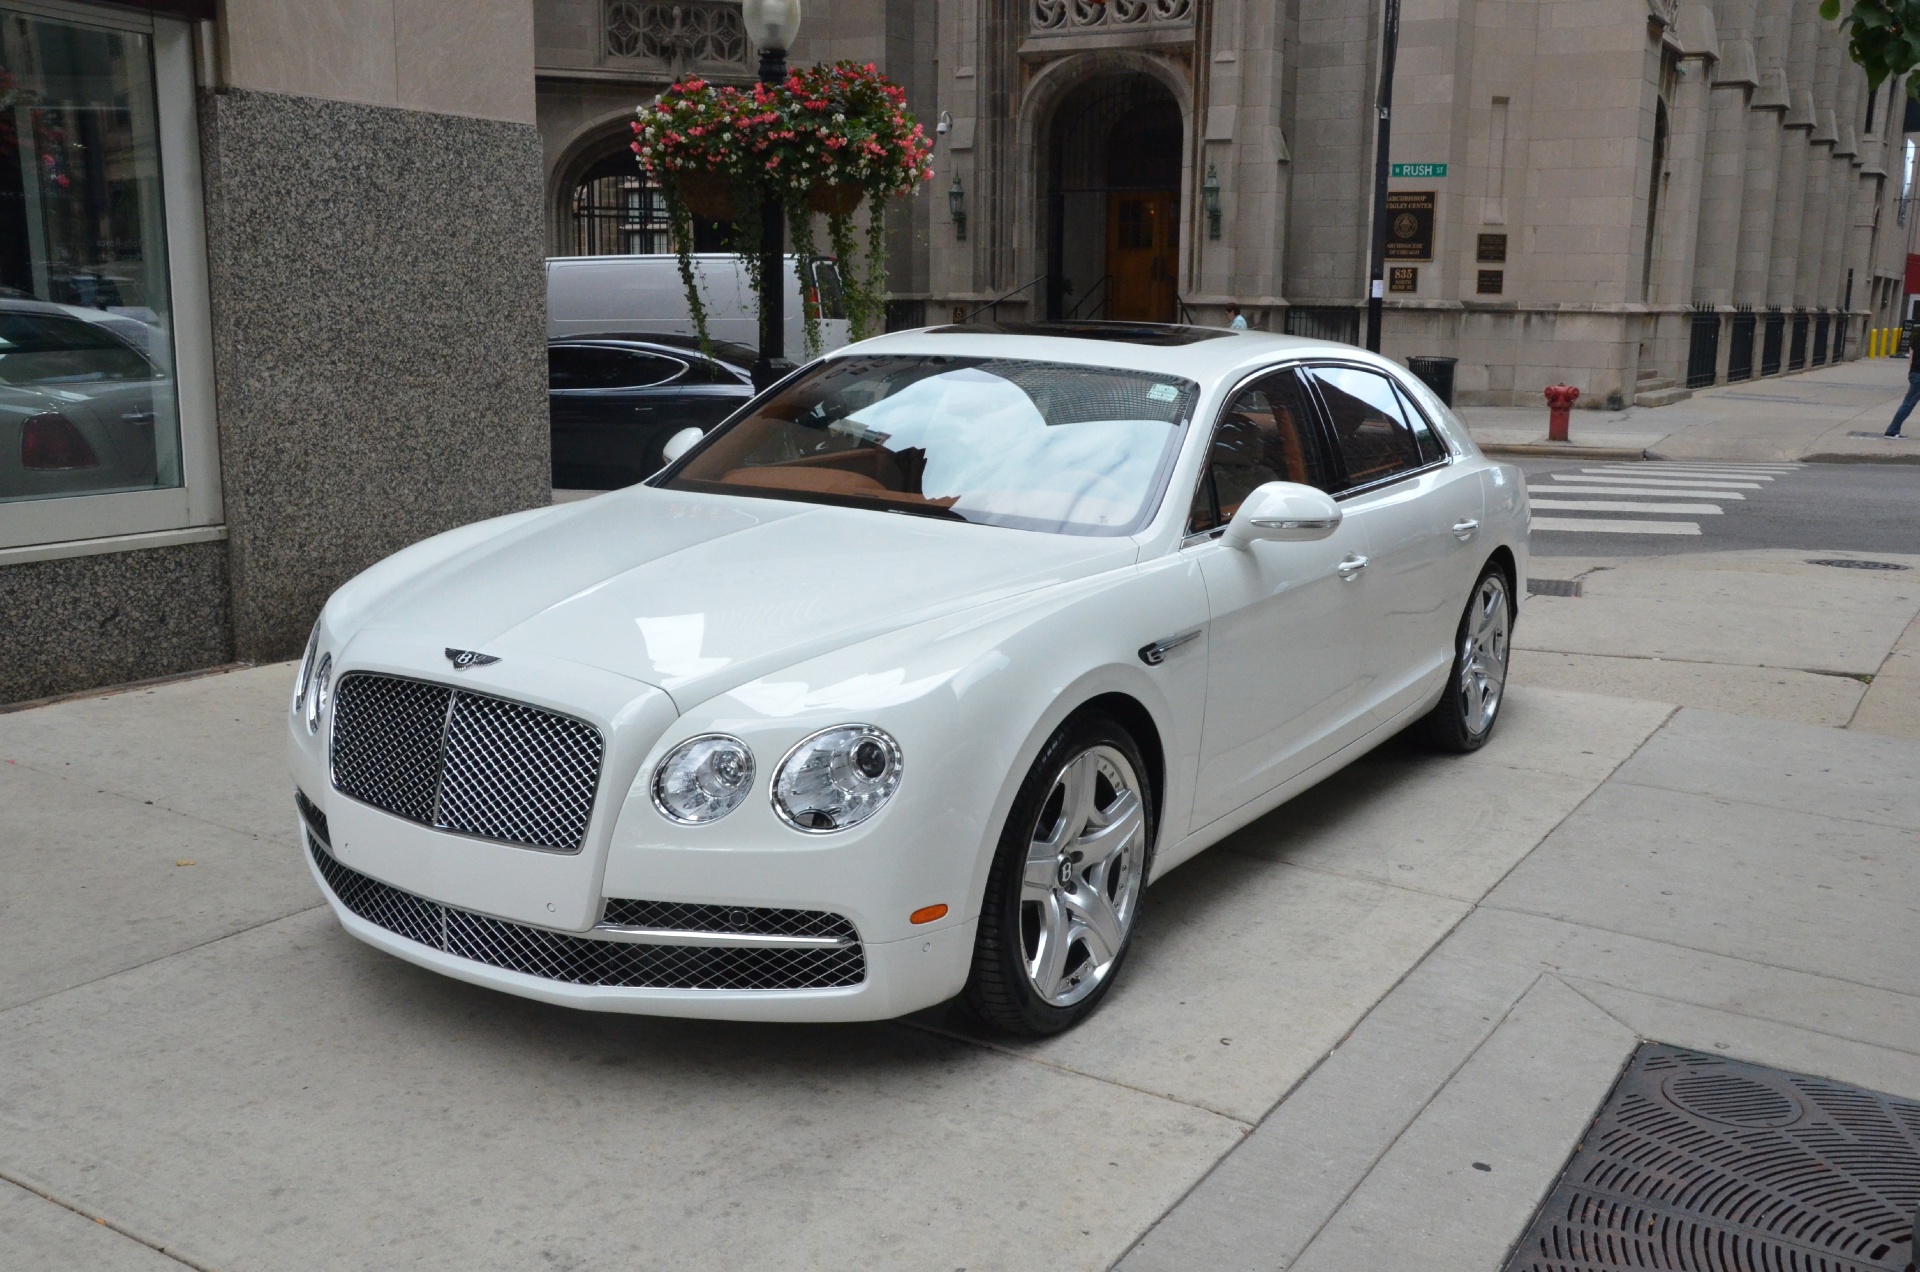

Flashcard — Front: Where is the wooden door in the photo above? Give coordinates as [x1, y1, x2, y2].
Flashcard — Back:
[1106, 192, 1178, 322]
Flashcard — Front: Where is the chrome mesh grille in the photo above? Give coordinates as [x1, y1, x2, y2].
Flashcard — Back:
[601, 898, 857, 942]
[307, 833, 866, 991]
[328, 672, 603, 851]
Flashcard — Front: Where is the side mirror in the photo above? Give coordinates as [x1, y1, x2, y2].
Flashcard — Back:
[659, 426, 704, 468]
[1223, 481, 1343, 549]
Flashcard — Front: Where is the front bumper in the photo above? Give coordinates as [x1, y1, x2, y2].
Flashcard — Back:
[300, 817, 976, 1022]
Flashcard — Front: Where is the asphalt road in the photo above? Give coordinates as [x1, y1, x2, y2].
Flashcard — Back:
[1516, 457, 1920, 558]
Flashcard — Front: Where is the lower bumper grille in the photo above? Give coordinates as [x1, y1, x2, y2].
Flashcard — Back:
[305, 831, 866, 991]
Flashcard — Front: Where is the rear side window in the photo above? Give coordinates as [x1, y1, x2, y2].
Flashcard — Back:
[1188, 369, 1335, 534]
[1393, 383, 1446, 463]
[548, 346, 684, 390]
[808, 259, 847, 321]
[1304, 364, 1430, 490]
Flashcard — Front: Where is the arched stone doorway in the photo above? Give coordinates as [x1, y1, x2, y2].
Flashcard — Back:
[1044, 73, 1183, 322]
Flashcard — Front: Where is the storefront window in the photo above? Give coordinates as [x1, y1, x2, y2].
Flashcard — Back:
[0, 8, 177, 505]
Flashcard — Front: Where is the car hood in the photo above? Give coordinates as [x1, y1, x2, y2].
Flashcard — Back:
[355, 486, 1139, 708]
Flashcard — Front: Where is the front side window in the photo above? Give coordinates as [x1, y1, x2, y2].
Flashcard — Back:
[1305, 365, 1433, 491]
[662, 354, 1197, 535]
[1188, 369, 1335, 534]
[0, 8, 179, 506]
[548, 346, 684, 390]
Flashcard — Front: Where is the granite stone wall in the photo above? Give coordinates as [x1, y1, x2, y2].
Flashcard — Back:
[0, 541, 232, 705]
[200, 88, 550, 663]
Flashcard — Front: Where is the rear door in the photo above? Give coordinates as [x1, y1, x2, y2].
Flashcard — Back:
[1187, 367, 1377, 831]
[1300, 363, 1485, 724]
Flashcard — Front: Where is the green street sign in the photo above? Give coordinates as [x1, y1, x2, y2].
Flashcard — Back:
[1390, 163, 1448, 178]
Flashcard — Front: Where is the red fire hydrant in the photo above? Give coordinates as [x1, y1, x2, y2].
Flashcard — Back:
[1544, 384, 1580, 443]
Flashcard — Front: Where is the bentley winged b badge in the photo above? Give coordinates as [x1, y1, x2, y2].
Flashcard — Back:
[444, 648, 501, 670]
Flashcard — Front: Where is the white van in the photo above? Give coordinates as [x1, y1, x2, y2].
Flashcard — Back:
[545, 254, 851, 358]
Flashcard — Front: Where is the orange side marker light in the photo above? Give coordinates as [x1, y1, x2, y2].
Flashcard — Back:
[910, 904, 948, 925]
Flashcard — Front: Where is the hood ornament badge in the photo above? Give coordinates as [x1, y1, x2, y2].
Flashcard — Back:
[445, 648, 500, 670]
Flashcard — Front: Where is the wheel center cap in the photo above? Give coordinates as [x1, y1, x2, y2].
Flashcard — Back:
[1057, 857, 1075, 890]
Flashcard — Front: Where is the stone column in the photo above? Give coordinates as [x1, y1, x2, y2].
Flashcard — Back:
[1767, 92, 1814, 307]
[1733, 67, 1788, 305]
[1653, 9, 1716, 305]
[1794, 112, 1835, 308]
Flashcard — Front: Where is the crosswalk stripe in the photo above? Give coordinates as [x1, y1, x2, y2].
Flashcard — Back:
[1580, 467, 1773, 481]
[1551, 474, 1762, 489]
[1542, 486, 1746, 498]
[1530, 500, 1722, 514]
[1530, 517, 1703, 535]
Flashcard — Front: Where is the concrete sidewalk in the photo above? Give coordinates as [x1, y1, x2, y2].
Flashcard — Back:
[1461, 354, 1920, 463]
[3, 550, 1918, 1270]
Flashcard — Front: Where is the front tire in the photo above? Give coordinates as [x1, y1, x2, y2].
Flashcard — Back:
[961, 713, 1154, 1037]
[1420, 564, 1513, 752]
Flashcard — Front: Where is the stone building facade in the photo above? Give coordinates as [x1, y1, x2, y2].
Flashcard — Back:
[1, 2, 548, 704]
[539, 0, 1909, 407]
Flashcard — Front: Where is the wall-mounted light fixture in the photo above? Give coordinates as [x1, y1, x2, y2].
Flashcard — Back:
[1203, 162, 1222, 240]
[949, 173, 967, 241]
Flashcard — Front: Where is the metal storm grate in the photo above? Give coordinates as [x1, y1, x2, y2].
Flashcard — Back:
[1503, 1043, 1920, 1272]
[329, 672, 603, 851]
[601, 898, 858, 942]
[1808, 558, 1912, 572]
[306, 831, 866, 991]
[1528, 578, 1583, 598]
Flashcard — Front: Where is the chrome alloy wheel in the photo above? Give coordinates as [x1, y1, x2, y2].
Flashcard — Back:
[1458, 573, 1512, 736]
[1020, 745, 1148, 1008]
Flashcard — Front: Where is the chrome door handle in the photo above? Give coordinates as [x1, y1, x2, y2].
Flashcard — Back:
[1337, 554, 1369, 580]
[1452, 518, 1481, 540]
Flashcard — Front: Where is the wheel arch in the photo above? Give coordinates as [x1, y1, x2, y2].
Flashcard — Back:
[1071, 691, 1167, 836]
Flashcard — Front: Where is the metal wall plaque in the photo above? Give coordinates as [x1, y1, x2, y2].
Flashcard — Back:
[1385, 191, 1435, 261]
[1478, 233, 1508, 263]
[1477, 269, 1505, 295]
[1388, 266, 1418, 293]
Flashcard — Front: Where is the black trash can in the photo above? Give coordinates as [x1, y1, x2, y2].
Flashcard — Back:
[1408, 355, 1458, 407]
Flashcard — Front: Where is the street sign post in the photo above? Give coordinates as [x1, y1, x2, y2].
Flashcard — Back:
[1389, 162, 1448, 178]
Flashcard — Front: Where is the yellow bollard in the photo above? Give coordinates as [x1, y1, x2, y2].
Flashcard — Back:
[1870, 329, 1879, 357]
[1875, 328, 1885, 357]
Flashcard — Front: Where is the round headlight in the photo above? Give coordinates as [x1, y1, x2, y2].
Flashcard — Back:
[772, 725, 903, 833]
[292, 620, 320, 714]
[652, 734, 756, 825]
[305, 653, 331, 736]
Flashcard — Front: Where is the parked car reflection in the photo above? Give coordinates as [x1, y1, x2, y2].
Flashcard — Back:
[0, 298, 167, 502]
[549, 334, 782, 490]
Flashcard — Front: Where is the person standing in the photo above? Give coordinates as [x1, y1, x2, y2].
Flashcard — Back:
[1224, 303, 1248, 331]
[1887, 335, 1920, 438]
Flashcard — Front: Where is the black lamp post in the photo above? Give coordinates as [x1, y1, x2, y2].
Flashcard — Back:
[743, 0, 802, 390]
[1364, 0, 1401, 353]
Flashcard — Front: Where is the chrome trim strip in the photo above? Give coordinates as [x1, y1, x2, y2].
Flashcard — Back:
[590, 925, 856, 949]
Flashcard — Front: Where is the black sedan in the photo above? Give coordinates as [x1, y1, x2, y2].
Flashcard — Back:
[549, 334, 781, 489]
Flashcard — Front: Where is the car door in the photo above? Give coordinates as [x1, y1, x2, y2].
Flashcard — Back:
[548, 345, 688, 488]
[1187, 366, 1378, 831]
[1300, 362, 1486, 725]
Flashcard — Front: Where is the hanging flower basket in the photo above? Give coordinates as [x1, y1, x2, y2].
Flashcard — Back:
[632, 64, 933, 351]
[806, 182, 865, 217]
[677, 172, 738, 221]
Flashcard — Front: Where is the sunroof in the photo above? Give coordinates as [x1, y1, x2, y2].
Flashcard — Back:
[925, 321, 1235, 346]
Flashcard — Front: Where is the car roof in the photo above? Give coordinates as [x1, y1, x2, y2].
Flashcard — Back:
[832, 322, 1393, 384]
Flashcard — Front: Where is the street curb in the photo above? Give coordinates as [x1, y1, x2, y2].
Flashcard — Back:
[1801, 452, 1920, 465]
[1478, 443, 1649, 460]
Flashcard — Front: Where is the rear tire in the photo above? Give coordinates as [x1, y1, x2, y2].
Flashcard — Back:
[960, 712, 1155, 1037]
[1419, 564, 1513, 753]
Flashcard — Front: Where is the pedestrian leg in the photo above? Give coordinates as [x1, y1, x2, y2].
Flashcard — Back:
[1889, 374, 1920, 437]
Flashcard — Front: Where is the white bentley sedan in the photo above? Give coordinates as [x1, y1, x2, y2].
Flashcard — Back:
[288, 322, 1528, 1036]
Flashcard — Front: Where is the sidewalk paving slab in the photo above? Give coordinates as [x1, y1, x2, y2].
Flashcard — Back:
[0, 1179, 189, 1272]
[1852, 606, 1920, 739]
[0, 908, 1247, 1272]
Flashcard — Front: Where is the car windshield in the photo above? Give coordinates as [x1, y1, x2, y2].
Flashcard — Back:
[661, 354, 1198, 535]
